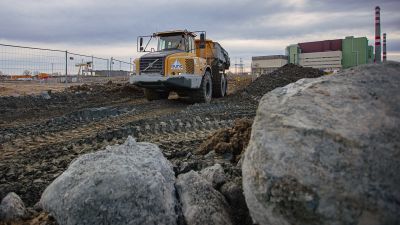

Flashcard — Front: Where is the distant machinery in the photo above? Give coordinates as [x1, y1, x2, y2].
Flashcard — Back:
[234, 58, 244, 75]
[75, 61, 93, 76]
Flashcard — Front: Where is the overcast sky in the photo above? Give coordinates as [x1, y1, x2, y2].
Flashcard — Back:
[0, 0, 399, 70]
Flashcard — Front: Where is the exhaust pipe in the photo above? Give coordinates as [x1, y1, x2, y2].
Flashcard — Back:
[374, 6, 381, 63]
[383, 33, 387, 62]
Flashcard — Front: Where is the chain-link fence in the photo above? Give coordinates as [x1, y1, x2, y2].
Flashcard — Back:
[0, 43, 134, 83]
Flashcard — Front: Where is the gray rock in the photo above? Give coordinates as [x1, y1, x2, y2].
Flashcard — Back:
[0, 192, 28, 221]
[176, 171, 233, 225]
[40, 136, 177, 225]
[40, 91, 51, 99]
[220, 178, 253, 225]
[33, 201, 43, 212]
[178, 161, 197, 174]
[200, 163, 227, 189]
[242, 62, 400, 225]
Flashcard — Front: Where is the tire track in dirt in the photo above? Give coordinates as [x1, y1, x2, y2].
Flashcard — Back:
[0, 64, 323, 208]
[0, 95, 256, 206]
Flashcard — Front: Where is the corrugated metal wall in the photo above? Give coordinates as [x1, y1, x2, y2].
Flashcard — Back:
[286, 45, 300, 64]
[342, 37, 369, 69]
[299, 39, 342, 53]
[299, 51, 342, 71]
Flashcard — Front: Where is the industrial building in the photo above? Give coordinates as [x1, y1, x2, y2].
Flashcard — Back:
[251, 55, 287, 75]
[251, 36, 374, 75]
[287, 36, 374, 71]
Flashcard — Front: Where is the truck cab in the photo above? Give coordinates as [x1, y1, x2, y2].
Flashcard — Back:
[131, 30, 229, 103]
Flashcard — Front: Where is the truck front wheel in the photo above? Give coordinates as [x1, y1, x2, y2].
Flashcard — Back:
[144, 89, 169, 101]
[190, 71, 212, 103]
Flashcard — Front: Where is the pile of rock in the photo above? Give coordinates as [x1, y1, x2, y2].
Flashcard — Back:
[66, 82, 143, 97]
[2, 137, 241, 225]
[239, 63, 324, 100]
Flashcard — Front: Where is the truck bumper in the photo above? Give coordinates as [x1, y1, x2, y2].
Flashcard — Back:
[130, 74, 202, 89]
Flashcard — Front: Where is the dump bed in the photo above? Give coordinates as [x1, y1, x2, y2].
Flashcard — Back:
[195, 40, 230, 70]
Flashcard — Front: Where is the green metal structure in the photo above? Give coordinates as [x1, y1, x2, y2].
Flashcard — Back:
[286, 44, 300, 65]
[342, 36, 370, 69]
[368, 45, 374, 63]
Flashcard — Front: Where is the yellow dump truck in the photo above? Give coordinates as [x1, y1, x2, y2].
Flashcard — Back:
[130, 30, 230, 103]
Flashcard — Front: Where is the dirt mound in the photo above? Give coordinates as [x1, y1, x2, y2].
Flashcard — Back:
[240, 64, 323, 98]
[197, 118, 253, 162]
[0, 83, 143, 125]
[66, 82, 143, 95]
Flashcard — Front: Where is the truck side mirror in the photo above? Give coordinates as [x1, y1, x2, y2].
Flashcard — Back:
[139, 37, 143, 51]
[200, 33, 205, 49]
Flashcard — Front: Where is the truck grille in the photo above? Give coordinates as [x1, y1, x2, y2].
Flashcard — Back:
[140, 57, 164, 75]
[185, 59, 194, 74]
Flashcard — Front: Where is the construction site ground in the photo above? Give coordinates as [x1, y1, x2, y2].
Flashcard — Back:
[0, 65, 324, 224]
[0, 76, 128, 97]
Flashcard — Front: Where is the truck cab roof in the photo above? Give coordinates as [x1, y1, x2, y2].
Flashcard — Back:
[154, 30, 196, 37]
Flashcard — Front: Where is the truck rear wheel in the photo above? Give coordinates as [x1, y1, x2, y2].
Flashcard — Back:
[190, 71, 212, 103]
[212, 73, 227, 98]
[144, 89, 169, 101]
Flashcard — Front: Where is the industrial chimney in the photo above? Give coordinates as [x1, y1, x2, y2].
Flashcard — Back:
[383, 33, 387, 62]
[374, 6, 381, 63]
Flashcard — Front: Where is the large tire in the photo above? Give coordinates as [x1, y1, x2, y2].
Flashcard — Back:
[224, 74, 228, 96]
[212, 73, 227, 98]
[144, 89, 169, 101]
[190, 71, 212, 103]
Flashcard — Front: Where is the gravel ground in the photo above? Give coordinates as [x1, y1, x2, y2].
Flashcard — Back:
[0, 64, 323, 225]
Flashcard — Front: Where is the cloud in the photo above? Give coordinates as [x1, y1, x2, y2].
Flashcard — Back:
[0, 0, 399, 68]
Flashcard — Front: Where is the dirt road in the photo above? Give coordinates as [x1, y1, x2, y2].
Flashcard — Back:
[0, 82, 256, 207]
[0, 64, 323, 208]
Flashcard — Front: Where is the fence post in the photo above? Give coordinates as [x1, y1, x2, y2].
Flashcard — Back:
[106, 59, 109, 77]
[65, 50, 68, 86]
[130, 58, 132, 73]
[110, 57, 113, 77]
[91, 55, 94, 76]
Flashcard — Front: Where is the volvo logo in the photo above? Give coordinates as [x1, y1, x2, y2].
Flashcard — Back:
[142, 59, 159, 72]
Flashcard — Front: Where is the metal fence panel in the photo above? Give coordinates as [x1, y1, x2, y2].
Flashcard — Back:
[0, 43, 135, 83]
[0, 44, 65, 76]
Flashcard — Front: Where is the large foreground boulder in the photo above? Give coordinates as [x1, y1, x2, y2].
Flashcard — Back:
[40, 136, 177, 225]
[243, 62, 400, 225]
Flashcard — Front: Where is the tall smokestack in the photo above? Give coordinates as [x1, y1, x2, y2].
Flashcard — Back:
[374, 6, 381, 63]
[383, 33, 387, 62]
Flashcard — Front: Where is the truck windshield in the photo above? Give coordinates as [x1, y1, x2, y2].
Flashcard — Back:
[157, 35, 185, 51]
